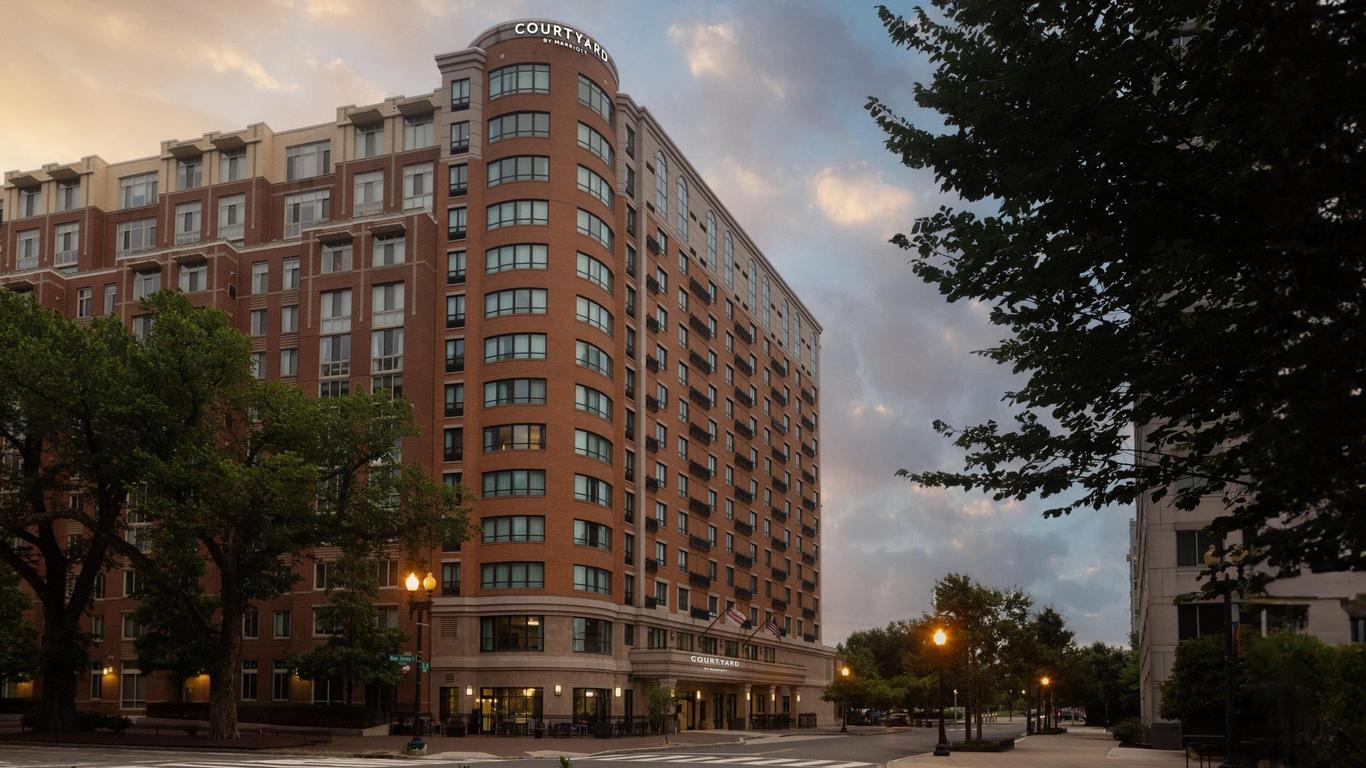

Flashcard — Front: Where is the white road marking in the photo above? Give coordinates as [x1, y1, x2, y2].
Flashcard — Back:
[577, 758, 873, 768]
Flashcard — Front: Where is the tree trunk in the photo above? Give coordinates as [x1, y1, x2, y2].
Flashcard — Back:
[35, 592, 82, 734]
[207, 607, 244, 739]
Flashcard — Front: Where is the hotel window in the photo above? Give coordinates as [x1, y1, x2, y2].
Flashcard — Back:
[723, 232, 734, 287]
[176, 156, 203, 190]
[482, 423, 546, 452]
[373, 233, 405, 266]
[117, 219, 157, 256]
[132, 269, 161, 300]
[486, 243, 548, 273]
[15, 230, 39, 270]
[119, 172, 158, 209]
[706, 212, 718, 268]
[282, 257, 299, 290]
[481, 562, 545, 590]
[677, 177, 689, 241]
[445, 383, 465, 416]
[448, 163, 468, 196]
[441, 562, 460, 596]
[438, 298, 479, 332]
[574, 474, 612, 507]
[654, 152, 668, 215]
[353, 171, 384, 216]
[762, 274, 772, 327]
[403, 164, 432, 210]
[480, 615, 544, 651]
[449, 77, 470, 109]
[320, 292, 352, 337]
[575, 340, 612, 377]
[447, 206, 467, 239]
[89, 664, 103, 699]
[221, 148, 246, 182]
[489, 111, 550, 142]
[120, 670, 147, 709]
[280, 348, 297, 377]
[485, 288, 546, 318]
[271, 661, 290, 700]
[577, 74, 612, 122]
[747, 259, 758, 308]
[322, 243, 352, 273]
[1176, 529, 1220, 568]
[312, 607, 339, 636]
[371, 282, 404, 328]
[218, 194, 245, 240]
[574, 565, 612, 595]
[371, 328, 403, 376]
[285, 141, 331, 180]
[625, 125, 636, 157]
[284, 189, 330, 238]
[242, 610, 260, 639]
[175, 202, 202, 244]
[574, 429, 612, 464]
[250, 351, 266, 379]
[443, 427, 463, 461]
[16, 186, 40, 218]
[577, 165, 613, 209]
[577, 122, 613, 166]
[575, 384, 612, 420]
[488, 155, 549, 186]
[484, 377, 546, 407]
[355, 123, 383, 159]
[573, 519, 612, 550]
[487, 199, 549, 230]
[250, 309, 268, 336]
[445, 338, 466, 371]
[488, 63, 549, 98]
[573, 617, 612, 654]
[485, 332, 545, 362]
[450, 121, 470, 153]
[251, 262, 270, 294]
[54, 222, 79, 267]
[482, 469, 546, 497]
[57, 180, 79, 212]
[1177, 603, 1226, 641]
[404, 113, 433, 149]
[104, 284, 117, 316]
[482, 515, 546, 543]
[577, 295, 613, 335]
[447, 250, 467, 283]
[1351, 617, 1366, 643]
[76, 288, 92, 318]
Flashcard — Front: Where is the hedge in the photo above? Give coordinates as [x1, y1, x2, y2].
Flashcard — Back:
[144, 702, 384, 728]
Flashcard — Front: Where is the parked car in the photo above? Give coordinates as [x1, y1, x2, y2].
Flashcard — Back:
[884, 710, 910, 726]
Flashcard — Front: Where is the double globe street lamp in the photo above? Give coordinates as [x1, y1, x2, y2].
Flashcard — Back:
[932, 627, 950, 757]
[839, 665, 851, 733]
[405, 571, 437, 753]
[1205, 544, 1248, 768]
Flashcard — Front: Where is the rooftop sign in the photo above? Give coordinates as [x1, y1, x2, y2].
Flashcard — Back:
[513, 21, 611, 66]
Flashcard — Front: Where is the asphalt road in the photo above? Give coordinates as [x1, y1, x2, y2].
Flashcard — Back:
[0, 722, 1027, 768]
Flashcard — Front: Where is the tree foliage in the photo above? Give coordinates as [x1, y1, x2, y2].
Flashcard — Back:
[871, 1, 1366, 577]
[0, 563, 39, 683]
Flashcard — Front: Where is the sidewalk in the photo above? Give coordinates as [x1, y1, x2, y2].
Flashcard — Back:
[891, 727, 1184, 768]
[314, 728, 763, 759]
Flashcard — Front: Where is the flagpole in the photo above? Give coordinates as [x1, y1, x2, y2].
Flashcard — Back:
[698, 610, 724, 642]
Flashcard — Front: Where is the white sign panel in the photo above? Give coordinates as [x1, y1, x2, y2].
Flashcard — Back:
[513, 21, 612, 66]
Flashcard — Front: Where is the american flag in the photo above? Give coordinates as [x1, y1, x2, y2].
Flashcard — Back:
[765, 619, 782, 638]
[725, 607, 747, 626]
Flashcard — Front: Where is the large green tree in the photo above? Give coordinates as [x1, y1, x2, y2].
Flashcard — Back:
[107, 294, 468, 739]
[873, 2, 1366, 577]
[0, 563, 39, 685]
[933, 573, 1031, 740]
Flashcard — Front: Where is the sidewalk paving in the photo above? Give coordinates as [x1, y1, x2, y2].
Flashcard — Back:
[891, 727, 1184, 768]
[314, 728, 763, 759]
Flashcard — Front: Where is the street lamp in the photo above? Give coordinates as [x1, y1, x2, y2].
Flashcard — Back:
[1041, 676, 1052, 732]
[839, 665, 851, 733]
[1205, 544, 1248, 768]
[405, 570, 436, 752]
[932, 628, 950, 757]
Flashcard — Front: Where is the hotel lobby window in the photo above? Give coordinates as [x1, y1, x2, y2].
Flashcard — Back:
[480, 615, 544, 651]
[573, 687, 611, 720]
[572, 617, 611, 654]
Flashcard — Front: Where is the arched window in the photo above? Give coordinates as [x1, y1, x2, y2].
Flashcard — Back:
[654, 152, 668, 216]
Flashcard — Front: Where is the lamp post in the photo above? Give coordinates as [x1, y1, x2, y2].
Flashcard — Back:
[1039, 676, 1051, 732]
[839, 665, 851, 733]
[932, 628, 950, 757]
[1205, 544, 1247, 768]
[405, 570, 436, 752]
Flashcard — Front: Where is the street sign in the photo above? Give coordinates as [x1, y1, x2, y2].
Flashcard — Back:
[389, 654, 419, 663]
[419, 661, 430, 672]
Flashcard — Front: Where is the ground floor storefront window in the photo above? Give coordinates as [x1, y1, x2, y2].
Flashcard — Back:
[573, 687, 611, 721]
[479, 686, 543, 734]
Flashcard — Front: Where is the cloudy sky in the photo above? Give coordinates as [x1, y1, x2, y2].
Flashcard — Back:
[1, 0, 1134, 646]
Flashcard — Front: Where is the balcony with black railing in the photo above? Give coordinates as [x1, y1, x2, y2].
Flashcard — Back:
[734, 356, 754, 376]
[771, 598, 787, 611]
[645, 517, 659, 532]
[688, 423, 713, 444]
[689, 605, 712, 620]
[771, 359, 788, 377]
[687, 314, 713, 339]
[734, 321, 753, 345]
[735, 553, 754, 569]
[688, 277, 712, 304]
[772, 507, 788, 522]
[735, 586, 753, 601]
[801, 523, 817, 538]
[646, 276, 661, 294]
[735, 454, 755, 471]
[772, 478, 788, 494]
[735, 421, 755, 439]
[802, 496, 817, 511]
[802, 607, 817, 620]
[771, 388, 788, 407]
[771, 568, 788, 582]
[645, 595, 659, 607]
[801, 551, 816, 565]
[771, 418, 789, 435]
[646, 236, 661, 255]
[688, 351, 714, 375]
[645, 356, 660, 372]
[771, 446, 788, 464]
[801, 578, 817, 591]
[646, 396, 661, 413]
[801, 442, 816, 458]
[687, 496, 713, 516]
[688, 535, 712, 553]
[771, 537, 788, 552]
[801, 388, 816, 406]
[801, 414, 817, 432]
[802, 469, 816, 485]
[736, 488, 754, 503]
[688, 570, 712, 587]
[646, 316, 661, 333]
[734, 520, 754, 536]
[646, 477, 660, 492]
[688, 387, 712, 408]
[645, 436, 659, 452]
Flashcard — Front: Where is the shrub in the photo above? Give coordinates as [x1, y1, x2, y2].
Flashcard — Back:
[144, 701, 382, 728]
[74, 711, 130, 733]
[1111, 717, 1147, 746]
[951, 738, 1014, 752]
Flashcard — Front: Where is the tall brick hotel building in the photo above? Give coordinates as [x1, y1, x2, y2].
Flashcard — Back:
[0, 20, 833, 730]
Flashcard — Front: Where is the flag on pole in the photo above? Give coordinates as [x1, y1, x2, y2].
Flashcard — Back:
[725, 607, 747, 626]
[765, 619, 782, 638]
